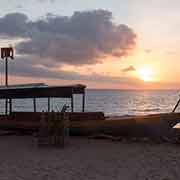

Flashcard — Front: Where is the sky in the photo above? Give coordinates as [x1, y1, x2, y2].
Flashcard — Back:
[0, 0, 180, 89]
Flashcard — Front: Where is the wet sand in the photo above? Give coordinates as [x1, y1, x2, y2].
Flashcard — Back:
[0, 135, 180, 180]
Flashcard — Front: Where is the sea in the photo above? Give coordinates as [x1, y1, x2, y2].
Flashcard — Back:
[0, 89, 180, 116]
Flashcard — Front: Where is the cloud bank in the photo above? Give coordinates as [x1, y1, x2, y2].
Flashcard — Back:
[0, 10, 136, 66]
[0, 10, 137, 84]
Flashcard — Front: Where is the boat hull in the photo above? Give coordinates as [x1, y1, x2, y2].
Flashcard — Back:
[0, 112, 179, 137]
[70, 113, 180, 137]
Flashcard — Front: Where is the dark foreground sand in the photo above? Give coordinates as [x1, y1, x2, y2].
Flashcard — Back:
[0, 135, 180, 180]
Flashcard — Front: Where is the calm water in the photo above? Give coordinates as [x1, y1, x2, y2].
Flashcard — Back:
[0, 89, 180, 116]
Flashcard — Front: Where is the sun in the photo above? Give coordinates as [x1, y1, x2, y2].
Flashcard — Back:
[138, 66, 154, 82]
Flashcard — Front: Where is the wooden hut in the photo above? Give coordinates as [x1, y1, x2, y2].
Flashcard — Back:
[0, 83, 86, 114]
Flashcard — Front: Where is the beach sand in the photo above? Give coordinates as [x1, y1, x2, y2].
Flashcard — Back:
[0, 135, 180, 180]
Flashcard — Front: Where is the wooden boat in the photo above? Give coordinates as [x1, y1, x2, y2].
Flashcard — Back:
[70, 112, 180, 137]
[0, 112, 180, 138]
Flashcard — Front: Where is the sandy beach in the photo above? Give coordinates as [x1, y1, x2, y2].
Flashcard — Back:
[0, 135, 179, 180]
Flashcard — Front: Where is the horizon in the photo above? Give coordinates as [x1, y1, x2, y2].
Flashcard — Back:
[0, 0, 180, 89]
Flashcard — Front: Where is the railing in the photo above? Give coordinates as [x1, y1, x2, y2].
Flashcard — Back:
[37, 105, 70, 147]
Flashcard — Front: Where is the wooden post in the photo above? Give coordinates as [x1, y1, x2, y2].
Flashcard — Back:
[71, 95, 74, 112]
[1, 47, 14, 115]
[33, 98, 36, 112]
[172, 97, 180, 113]
[82, 92, 85, 112]
[48, 97, 50, 112]
[9, 98, 12, 114]
[5, 57, 8, 87]
[5, 57, 8, 115]
[38, 111, 48, 146]
[5, 99, 8, 115]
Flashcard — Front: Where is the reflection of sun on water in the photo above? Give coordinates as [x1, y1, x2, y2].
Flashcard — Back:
[138, 66, 154, 82]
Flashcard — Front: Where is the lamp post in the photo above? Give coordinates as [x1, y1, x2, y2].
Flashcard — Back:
[1, 47, 14, 114]
[1, 47, 14, 86]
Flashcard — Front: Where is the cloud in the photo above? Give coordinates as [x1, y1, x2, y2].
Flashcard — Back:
[0, 13, 29, 37]
[0, 10, 136, 66]
[122, 65, 136, 72]
[16, 5, 23, 9]
[0, 10, 137, 85]
[144, 49, 152, 53]
[165, 50, 177, 55]
[36, 0, 56, 3]
[1, 55, 140, 85]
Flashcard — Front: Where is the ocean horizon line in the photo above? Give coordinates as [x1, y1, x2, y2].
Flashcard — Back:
[86, 88, 180, 91]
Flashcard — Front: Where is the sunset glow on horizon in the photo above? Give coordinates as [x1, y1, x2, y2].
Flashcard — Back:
[138, 66, 154, 82]
[0, 0, 180, 89]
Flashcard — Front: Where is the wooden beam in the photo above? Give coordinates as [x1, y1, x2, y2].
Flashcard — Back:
[48, 97, 50, 112]
[33, 98, 36, 112]
[71, 95, 74, 112]
[82, 92, 85, 112]
[0, 85, 86, 99]
[5, 99, 8, 115]
[9, 99, 12, 114]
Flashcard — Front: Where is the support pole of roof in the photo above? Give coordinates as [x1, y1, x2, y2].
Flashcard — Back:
[82, 92, 85, 112]
[9, 98, 12, 114]
[5, 57, 8, 87]
[71, 95, 74, 112]
[48, 97, 50, 112]
[5, 57, 8, 115]
[5, 100, 8, 115]
[33, 98, 36, 113]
